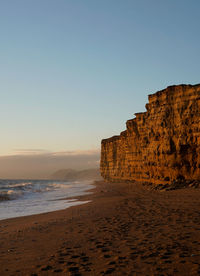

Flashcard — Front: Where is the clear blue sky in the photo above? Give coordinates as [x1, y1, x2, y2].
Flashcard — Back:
[0, 0, 200, 155]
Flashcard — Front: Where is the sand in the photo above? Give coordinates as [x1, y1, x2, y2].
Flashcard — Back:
[0, 181, 200, 275]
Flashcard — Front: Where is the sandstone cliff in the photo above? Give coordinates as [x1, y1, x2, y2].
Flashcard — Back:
[100, 84, 200, 184]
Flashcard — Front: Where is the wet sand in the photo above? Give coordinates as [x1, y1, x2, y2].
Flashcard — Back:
[0, 181, 200, 275]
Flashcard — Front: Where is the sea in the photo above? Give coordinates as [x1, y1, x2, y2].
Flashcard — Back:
[0, 179, 93, 220]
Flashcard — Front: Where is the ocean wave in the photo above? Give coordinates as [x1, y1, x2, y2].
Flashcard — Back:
[0, 190, 23, 201]
[9, 182, 32, 188]
[0, 180, 72, 202]
[49, 182, 71, 189]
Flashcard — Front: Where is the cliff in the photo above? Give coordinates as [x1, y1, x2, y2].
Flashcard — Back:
[100, 84, 200, 184]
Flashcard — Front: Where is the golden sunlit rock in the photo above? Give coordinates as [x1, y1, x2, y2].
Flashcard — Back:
[101, 84, 200, 184]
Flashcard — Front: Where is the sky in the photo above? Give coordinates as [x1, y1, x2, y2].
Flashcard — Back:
[0, 150, 100, 179]
[0, 0, 200, 176]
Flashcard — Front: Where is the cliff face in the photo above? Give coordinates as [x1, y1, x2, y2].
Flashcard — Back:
[100, 84, 200, 184]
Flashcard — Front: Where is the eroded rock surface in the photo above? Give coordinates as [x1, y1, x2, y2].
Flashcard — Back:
[100, 84, 200, 184]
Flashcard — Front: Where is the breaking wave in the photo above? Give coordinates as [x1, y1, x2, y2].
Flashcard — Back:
[0, 179, 72, 202]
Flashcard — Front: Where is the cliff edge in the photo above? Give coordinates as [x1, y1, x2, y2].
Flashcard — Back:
[100, 84, 200, 184]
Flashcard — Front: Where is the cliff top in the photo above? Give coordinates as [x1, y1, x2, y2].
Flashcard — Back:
[101, 84, 200, 145]
[148, 83, 200, 103]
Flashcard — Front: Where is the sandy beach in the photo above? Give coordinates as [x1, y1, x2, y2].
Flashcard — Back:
[0, 181, 200, 275]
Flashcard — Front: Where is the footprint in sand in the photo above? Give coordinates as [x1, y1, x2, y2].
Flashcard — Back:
[54, 269, 63, 273]
[104, 267, 116, 274]
[81, 256, 89, 262]
[67, 261, 76, 265]
[104, 254, 111, 259]
[96, 244, 104, 248]
[102, 248, 109, 252]
[40, 265, 52, 271]
[71, 255, 80, 259]
[68, 266, 79, 272]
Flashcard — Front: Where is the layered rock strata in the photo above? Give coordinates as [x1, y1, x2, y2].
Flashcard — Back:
[100, 84, 200, 184]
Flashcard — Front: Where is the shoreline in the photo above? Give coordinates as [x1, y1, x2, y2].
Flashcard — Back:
[0, 181, 200, 275]
[0, 180, 95, 221]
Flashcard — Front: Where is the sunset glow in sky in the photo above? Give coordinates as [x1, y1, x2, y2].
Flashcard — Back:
[1, 0, 200, 157]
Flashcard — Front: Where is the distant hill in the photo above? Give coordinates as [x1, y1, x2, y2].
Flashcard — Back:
[51, 168, 102, 181]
